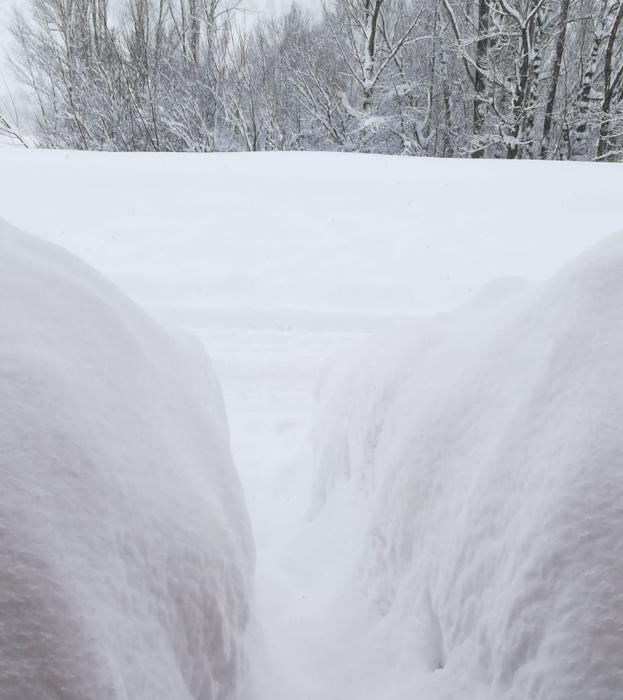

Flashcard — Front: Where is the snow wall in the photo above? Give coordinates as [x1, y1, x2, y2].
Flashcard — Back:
[311, 232, 623, 700]
[0, 220, 254, 700]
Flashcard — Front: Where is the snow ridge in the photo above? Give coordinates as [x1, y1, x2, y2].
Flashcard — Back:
[312, 231, 623, 699]
[0, 221, 254, 700]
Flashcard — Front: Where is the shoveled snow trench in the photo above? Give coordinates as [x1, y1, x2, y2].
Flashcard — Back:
[1, 151, 623, 700]
[202, 232, 623, 700]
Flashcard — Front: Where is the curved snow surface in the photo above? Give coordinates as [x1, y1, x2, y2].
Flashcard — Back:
[312, 232, 623, 699]
[0, 221, 254, 700]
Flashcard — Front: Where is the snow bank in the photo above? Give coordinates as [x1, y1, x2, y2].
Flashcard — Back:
[311, 232, 623, 699]
[0, 220, 254, 700]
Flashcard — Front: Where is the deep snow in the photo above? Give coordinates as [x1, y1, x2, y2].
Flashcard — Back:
[1, 150, 623, 699]
[312, 233, 623, 699]
[0, 219, 253, 700]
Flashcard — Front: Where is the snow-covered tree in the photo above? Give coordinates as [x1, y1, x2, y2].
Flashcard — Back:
[9, 0, 623, 160]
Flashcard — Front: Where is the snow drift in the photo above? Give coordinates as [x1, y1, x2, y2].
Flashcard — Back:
[0, 220, 254, 700]
[311, 232, 623, 699]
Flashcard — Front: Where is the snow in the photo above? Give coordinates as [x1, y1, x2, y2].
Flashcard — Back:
[311, 232, 623, 699]
[0, 219, 254, 700]
[1, 150, 623, 699]
[1, 150, 622, 316]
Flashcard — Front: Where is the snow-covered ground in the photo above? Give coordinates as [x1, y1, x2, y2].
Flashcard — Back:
[1, 150, 623, 315]
[1, 150, 623, 698]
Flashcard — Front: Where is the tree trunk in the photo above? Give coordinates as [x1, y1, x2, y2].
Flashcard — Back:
[540, 0, 571, 159]
[472, 0, 489, 158]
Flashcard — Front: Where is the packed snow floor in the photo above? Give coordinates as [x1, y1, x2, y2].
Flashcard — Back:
[2, 150, 623, 699]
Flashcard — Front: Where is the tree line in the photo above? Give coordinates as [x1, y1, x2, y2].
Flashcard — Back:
[5, 0, 623, 161]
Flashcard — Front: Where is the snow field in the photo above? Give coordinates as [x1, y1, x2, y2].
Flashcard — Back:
[1, 150, 623, 316]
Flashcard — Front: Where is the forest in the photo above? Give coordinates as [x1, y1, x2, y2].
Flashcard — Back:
[3, 0, 623, 161]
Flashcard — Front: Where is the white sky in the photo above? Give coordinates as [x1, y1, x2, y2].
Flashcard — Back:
[247, 0, 319, 14]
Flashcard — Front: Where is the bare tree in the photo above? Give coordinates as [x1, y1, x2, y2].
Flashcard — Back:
[596, 1, 623, 158]
[574, 0, 622, 157]
[0, 110, 28, 146]
[8, 0, 623, 161]
[539, 0, 572, 158]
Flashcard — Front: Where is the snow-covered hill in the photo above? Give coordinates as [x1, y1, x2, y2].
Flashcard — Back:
[311, 232, 623, 699]
[0, 220, 254, 700]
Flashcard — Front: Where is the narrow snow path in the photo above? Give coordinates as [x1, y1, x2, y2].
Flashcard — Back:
[153, 306, 411, 699]
[198, 315, 355, 700]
